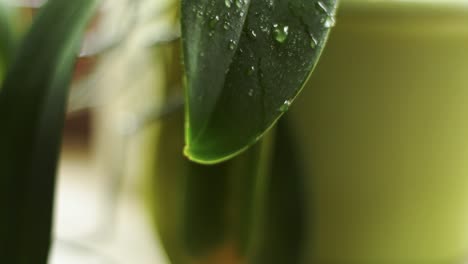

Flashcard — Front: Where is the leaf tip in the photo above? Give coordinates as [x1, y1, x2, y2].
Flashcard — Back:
[183, 144, 221, 165]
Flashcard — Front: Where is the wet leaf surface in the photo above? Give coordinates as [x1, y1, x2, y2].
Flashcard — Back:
[182, 0, 338, 163]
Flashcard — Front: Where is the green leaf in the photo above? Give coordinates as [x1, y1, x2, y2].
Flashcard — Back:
[182, 0, 338, 163]
[0, 2, 15, 84]
[0, 0, 99, 262]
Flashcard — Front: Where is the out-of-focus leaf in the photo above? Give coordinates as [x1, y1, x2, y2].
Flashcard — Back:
[252, 117, 307, 264]
[182, 0, 338, 164]
[0, 1, 15, 84]
[0, 0, 99, 262]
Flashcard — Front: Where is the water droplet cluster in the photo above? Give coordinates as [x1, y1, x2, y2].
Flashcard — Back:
[187, 0, 337, 118]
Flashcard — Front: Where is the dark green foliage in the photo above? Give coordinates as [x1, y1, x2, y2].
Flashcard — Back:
[0, 0, 99, 262]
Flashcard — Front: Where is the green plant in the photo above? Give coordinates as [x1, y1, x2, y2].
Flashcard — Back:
[0, 0, 336, 263]
[0, 0, 99, 262]
[147, 1, 336, 263]
[182, 0, 337, 163]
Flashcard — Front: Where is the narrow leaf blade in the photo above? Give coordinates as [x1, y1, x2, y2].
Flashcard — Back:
[0, 0, 99, 262]
[183, 0, 338, 163]
[0, 1, 15, 83]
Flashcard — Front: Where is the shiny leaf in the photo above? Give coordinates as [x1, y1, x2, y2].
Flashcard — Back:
[182, 0, 338, 163]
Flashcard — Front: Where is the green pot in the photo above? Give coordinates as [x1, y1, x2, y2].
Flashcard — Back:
[290, 0, 468, 263]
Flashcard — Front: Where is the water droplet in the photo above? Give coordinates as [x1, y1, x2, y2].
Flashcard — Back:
[236, 0, 244, 8]
[225, 0, 233, 8]
[279, 100, 292, 112]
[310, 34, 318, 49]
[228, 39, 237, 50]
[239, 11, 245, 17]
[223, 21, 231, 30]
[315, 1, 328, 14]
[324, 16, 336, 28]
[209, 15, 220, 28]
[248, 89, 254, 96]
[267, 0, 274, 9]
[197, 10, 204, 18]
[247, 65, 255, 75]
[248, 29, 257, 39]
[272, 24, 289, 43]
